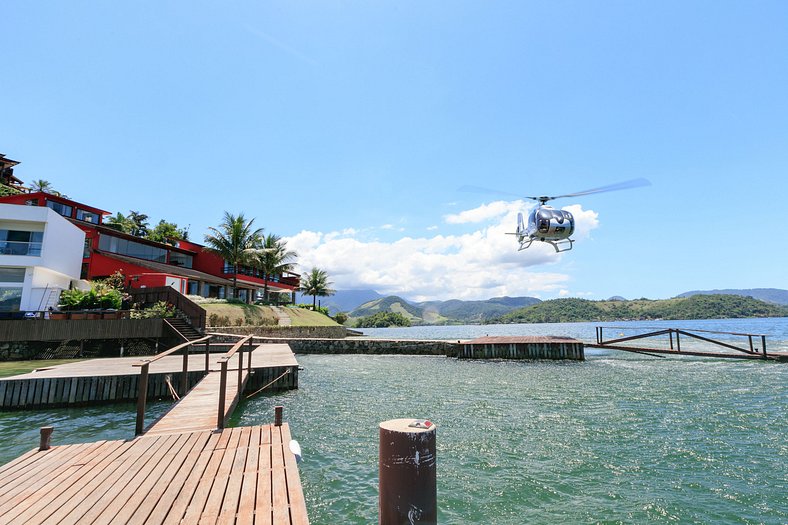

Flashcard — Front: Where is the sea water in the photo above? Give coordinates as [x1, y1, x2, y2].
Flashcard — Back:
[1, 318, 787, 524]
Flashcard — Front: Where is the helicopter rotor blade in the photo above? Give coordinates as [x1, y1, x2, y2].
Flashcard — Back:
[458, 185, 540, 201]
[546, 177, 651, 201]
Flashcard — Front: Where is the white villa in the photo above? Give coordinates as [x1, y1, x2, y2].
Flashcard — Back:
[0, 203, 85, 314]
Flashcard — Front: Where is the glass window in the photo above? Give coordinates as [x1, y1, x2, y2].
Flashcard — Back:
[169, 252, 193, 268]
[0, 287, 23, 312]
[83, 238, 92, 258]
[76, 209, 100, 224]
[98, 234, 166, 262]
[45, 200, 72, 217]
[0, 230, 43, 256]
[0, 268, 25, 282]
[25, 199, 38, 206]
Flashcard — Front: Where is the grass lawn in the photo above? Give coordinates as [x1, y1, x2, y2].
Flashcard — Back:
[0, 359, 86, 379]
[202, 303, 340, 327]
[285, 307, 341, 327]
[202, 303, 279, 326]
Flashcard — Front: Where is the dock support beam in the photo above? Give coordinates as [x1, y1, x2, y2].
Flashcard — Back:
[379, 418, 437, 525]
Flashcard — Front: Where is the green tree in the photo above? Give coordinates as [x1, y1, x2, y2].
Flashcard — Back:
[105, 212, 135, 234]
[256, 234, 297, 303]
[31, 179, 53, 193]
[148, 220, 189, 244]
[298, 267, 335, 310]
[203, 212, 264, 298]
[127, 210, 150, 237]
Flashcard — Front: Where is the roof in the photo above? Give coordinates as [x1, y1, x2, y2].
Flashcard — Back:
[93, 224, 197, 254]
[95, 250, 234, 286]
[24, 191, 110, 215]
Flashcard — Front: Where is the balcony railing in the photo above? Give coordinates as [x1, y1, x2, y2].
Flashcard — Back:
[0, 241, 42, 256]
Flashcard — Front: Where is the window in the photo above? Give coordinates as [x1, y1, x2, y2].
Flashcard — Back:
[0, 230, 43, 256]
[0, 268, 26, 282]
[98, 234, 167, 262]
[45, 200, 72, 217]
[0, 287, 23, 312]
[76, 209, 99, 224]
[169, 252, 193, 268]
[83, 238, 92, 258]
[81, 263, 89, 280]
[25, 199, 38, 206]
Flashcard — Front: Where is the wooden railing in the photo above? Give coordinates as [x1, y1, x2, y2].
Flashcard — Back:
[217, 335, 255, 429]
[132, 334, 213, 435]
[128, 286, 206, 331]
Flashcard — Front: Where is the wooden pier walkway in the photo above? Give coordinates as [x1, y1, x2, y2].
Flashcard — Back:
[0, 423, 308, 524]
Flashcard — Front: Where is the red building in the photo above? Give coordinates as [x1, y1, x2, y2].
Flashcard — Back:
[0, 190, 299, 303]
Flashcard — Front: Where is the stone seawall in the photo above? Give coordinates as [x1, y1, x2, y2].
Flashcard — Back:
[253, 337, 461, 357]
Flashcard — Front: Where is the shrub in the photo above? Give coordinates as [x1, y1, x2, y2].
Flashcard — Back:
[208, 313, 220, 326]
[334, 312, 348, 324]
[234, 317, 243, 326]
[131, 301, 175, 319]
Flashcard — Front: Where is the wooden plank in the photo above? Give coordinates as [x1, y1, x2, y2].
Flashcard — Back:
[216, 425, 253, 524]
[160, 431, 222, 525]
[197, 427, 244, 524]
[89, 433, 187, 524]
[108, 431, 202, 525]
[125, 431, 212, 525]
[281, 423, 309, 525]
[10, 440, 129, 524]
[0, 443, 97, 500]
[235, 425, 262, 524]
[178, 429, 236, 525]
[255, 425, 274, 524]
[272, 425, 290, 525]
[71, 434, 179, 524]
[0, 441, 112, 521]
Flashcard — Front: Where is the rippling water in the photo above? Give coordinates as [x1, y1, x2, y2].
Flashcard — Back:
[236, 352, 787, 524]
[1, 318, 787, 524]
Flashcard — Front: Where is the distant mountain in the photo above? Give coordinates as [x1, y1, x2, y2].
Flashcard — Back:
[676, 288, 788, 305]
[608, 296, 627, 301]
[349, 295, 542, 325]
[493, 294, 788, 324]
[297, 289, 384, 314]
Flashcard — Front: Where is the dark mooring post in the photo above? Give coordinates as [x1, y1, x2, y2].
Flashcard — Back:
[274, 405, 283, 427]
[379, 418, 437, 525]
[39, 426, 54, 451]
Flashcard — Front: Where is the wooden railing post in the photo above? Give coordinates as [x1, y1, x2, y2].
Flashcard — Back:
[761, 335, 767, 359]
[675, 330, 681, 352]
[136, 362, 149, 435]
[218, 360, 228, 429]
[180, 343, 190, 396]
[248, 338, 253, 374]
[205, 339, 211, 372]
[238, 342, 244, 393]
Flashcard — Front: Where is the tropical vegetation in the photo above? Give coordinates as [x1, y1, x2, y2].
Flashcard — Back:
[298, 268, 335, 310]
[354, 311, 412, 328]
[203, 212, 264, 298]
[492, 295, 788, 324]
[257, 234, 297, 303]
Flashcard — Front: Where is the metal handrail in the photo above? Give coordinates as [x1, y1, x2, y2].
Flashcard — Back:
[133, 334, 214, 435]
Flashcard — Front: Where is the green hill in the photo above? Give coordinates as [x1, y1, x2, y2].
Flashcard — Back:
[350, 296, 430, 324]
[493, 294, 788, 324]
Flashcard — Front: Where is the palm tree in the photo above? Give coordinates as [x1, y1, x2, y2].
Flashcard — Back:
[256, 234, 298, 303]
[204, 212, 264, 298]
[31, 179, 53, 193]
[105, 212, 135, 234]
[298, 267, 335, 310]
[127, 210, 150, 237]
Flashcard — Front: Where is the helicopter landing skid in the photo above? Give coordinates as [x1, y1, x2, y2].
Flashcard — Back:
[546, 238, 574, 252]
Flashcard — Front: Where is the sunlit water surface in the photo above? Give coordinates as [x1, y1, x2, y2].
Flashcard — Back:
[1, 318, 786, 524]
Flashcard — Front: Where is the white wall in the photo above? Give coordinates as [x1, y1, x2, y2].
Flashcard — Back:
[0, 203, 85, 311]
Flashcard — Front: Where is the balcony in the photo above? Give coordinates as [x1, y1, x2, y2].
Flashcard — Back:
[0, 240, 42, 256]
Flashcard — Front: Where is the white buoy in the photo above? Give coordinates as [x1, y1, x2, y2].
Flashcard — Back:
[289, 439, 302, 463]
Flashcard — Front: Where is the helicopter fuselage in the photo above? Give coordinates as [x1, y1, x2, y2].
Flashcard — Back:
[513, 205, 575, 252]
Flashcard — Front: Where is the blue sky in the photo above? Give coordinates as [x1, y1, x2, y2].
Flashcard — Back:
[3, 1, 787, 301]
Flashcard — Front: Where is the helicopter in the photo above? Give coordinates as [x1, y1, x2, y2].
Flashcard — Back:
[462, 178, 650, 252]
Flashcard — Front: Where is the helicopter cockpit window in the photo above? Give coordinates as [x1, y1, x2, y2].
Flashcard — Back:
[538, 219, 550, 233]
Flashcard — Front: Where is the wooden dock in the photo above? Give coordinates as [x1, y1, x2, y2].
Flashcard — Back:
[0, 343, 299, 410]
[0, 424, 308, 524]
[459, 336, 585, 360]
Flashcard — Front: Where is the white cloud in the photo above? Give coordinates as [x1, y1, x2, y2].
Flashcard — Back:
[286, 201, 601, 301]
[444, 200, 521, 224]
